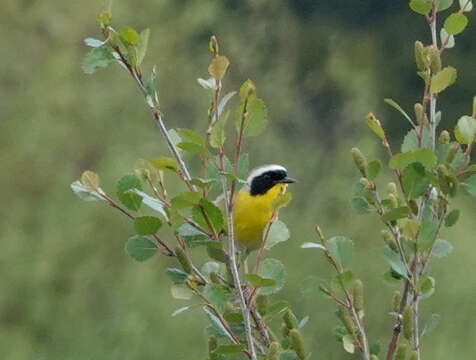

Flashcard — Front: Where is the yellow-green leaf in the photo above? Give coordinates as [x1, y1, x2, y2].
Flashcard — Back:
[430, 66, 457, 94]
[208, 55, 230, 80]
[444, 13, 468, 35]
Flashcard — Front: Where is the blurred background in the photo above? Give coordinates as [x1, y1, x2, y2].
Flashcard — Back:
[1, 0, 475, 359]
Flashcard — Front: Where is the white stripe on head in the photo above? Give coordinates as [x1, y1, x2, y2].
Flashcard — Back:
[246, 164, 287, 185]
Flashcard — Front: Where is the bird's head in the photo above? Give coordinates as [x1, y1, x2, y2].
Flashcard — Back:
[246, 164, 296, 196]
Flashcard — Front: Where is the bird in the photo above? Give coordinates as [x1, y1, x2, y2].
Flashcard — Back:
[233, 164, 296, 250]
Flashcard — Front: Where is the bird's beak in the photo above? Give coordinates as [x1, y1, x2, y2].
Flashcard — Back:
[280, 177, 297, 184]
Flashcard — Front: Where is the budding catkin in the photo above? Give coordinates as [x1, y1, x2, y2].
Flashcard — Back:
[337, 308, 356, 335]
[353, 279, 364, 313]
[289, 329, 306, 360]
[392, 291, 401, 313]
[428, 46, 442, 73]
[403, 306, 413, 341]
[388, 194, 399, 209]
[445, 143, 460, 166]
[351, 148, 368, 178]
[396, 344, 408, 360]
[175, 246, 193, 274]
[387, 182, 397, 196]
[283, 309, 299, 330]
[414, 41, 427, 71]
[438, 130, 450, 144]
[414, 103, 424, 126]
[266, 342, 281, 360]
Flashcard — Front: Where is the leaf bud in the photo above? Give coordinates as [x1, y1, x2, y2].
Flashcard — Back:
[175, 246, 193, 274]
[209, 35, 219, 55]
[396, 344, 408, 360]
[366, 112, 386, 140]
[337, 308, 356, 335]
[266, 342, 281, 360]
[381, 230, 398, 252]
[392, 291, 401, 313]
[351, 147, 368, 177]
[239, 79, 257, 101]
[414, 103, 425, 126]
[353, 279, 364, 313]
[388, 194, 399, 209]
[438, 130, 450, 144]
[409, 200, 419, 216]
[428, 46, 442, 73]
[387, 182, 398, 196]
[402, 306, 413, 341]
[289, 329, 306, 360]
[445, 143, 460, 166]
[283, 309, 299, 330]
[414, 41, 429, 71]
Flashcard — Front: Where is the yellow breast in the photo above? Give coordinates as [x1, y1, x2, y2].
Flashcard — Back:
[233, 183, 287, 250]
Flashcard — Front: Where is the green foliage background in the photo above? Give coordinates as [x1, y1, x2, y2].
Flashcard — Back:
[1, 0, 475, 358]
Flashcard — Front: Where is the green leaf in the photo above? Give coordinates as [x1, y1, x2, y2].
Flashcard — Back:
[455, 115, 476, 144]
[430, 66, 457, 94]
[351, 197, 371, 215]
[440, 28, 455, 49]
[136, 28, 150, 66]
[459, 0, 474, 11]
[215, 344, 246, 354]
[265, 220, 290, 250]
[238, 96, 268, 137]
[245, 274, 277, 288]
[116, 175, 143, 211]
[366, 112, 385, 140]
[84, 37, 105, 48]
[421, 314, 441, 337]
[176, 128, 205, 147]
[437, 0, 454, 11]
[237, 153, 250, 180]
[409, 0, 433, 14]
[381, 207, 410, 222]
[131, 190, 167, 219]
[194, 199, 224, 233]
[209, 111, 229, 148]
[203, 284, 230, 313]
[125, 235, 158, 261]
[70, 180, 103, 201]
[134, 216, 162, 235]
[444, 13, 468, 35]
[166, 268, 188, 284]
[402, 162, 430, 199]
[432, 239, 454, 257]
[258, 258, 286, 295]
[389, 149, 437, 170]
[327, 236, 353, 269]
[280, 350, 299, 360]
[335, 270, 356, 290]
[367, 159, 382, 179]
[171, 191, 202, 209]
[419, 276, 436, 300]
[120, 26, 140, 45]
[82, 47, 115, 74]
[342, 334, 355, 353]
[418, 209, 439, 251]
[171, 285, 193, 300]
[402, 128, 432, 152]
[301, 242, 326, 250]
[464, 175, 476, 197]
[381, 246, 408, 279]
[150, 156, 179, 172]
[203, 307, 233, 340]
[171, 306, 192, 317]
[444, 209, 460, 227]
